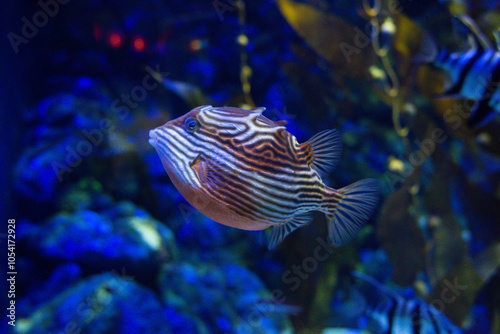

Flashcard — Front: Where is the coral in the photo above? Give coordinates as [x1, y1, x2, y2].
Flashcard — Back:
[15, 273, 170, 334]
[158, 261, 293, 334]
[23, 198, 178, 274]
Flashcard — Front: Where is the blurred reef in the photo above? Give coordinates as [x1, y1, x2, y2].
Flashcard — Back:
[3, 0, 500, 333]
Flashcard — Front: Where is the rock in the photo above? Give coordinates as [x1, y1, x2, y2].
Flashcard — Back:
[25, 199, 178, 275]
[176, 214, 249, 249]
[158, 262, 293, 334]
[174, 208, 263, 264]
[13, 137, 82, 201]
[36, 94, 81, 125]
[17, 263, 82, 316]
[14, 91, 140, 203]
[163, 306, 210, 334]
[15, 273, 170, 334]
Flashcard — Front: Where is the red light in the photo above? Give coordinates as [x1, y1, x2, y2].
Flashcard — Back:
[133, 37, 145, 52]
[109, 32, 122, 48]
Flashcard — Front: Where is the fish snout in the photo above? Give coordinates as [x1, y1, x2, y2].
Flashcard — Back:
[148, 129, 158, 147]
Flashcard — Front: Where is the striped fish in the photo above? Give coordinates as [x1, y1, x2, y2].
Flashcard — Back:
[421, 15, 500, 128]
[353, 272, 462, 334]
[149, 105, 379, 249]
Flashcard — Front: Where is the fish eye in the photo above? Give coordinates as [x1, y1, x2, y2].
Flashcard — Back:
[184, 117, 200, 133]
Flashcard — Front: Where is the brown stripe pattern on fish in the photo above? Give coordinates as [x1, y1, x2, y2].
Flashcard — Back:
[149, 105, 380, 249]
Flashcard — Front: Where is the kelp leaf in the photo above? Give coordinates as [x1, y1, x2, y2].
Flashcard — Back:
[425, 243, 500, 326]
[426, 214, 468, 286]
[472, 243, 500, 283]
[393, 13, 424, 61]
[277, 0, 374, 79]
[376, 168, 426, 286]
[425, 260, 481, 326]
[449, 162, 500, 245]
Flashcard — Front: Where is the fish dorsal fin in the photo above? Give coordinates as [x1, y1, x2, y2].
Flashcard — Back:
[300, 129, 342, 175]
[276, 128, 287, 139]
[250, 107, 266, 115]
[494, 30, 500, 50]
[248, 107, 266, 123]
[456, 14, 492, 51]
[275, 120, 287, 126]
[466, 33, 478, 50]
[268, 212, 313, 250]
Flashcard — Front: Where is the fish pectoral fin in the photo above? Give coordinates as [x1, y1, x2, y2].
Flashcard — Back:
[300, 129, 342, 176]
[326, 179, 380, 247]
[268, 212, 314, 250]
[190, 154, 208, 183]
[192, 156, 234, 190]
[468, 98, 495, 128]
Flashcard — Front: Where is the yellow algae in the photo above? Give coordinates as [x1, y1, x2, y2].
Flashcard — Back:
[388, 156, 405, 173]
[381, 17, 396, 35]
[237, 34, 248, 46]
[369, 65, 386, 80]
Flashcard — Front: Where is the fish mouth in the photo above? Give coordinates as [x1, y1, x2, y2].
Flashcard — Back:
[148, 129, 157, 147]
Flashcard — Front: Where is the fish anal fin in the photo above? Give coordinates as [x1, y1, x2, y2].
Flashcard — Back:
[326, 179, 380, 247]
[468, 98, 495, 128]
[268, 212, 314, 250]
[300, 129, 342, 176]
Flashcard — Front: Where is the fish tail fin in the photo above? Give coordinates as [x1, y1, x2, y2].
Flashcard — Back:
[324, 179, 380, 247]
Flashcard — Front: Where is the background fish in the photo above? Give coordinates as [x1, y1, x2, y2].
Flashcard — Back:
[418, 14, 500, 128]
[149, 105, 380, 249]
[352, 272, 462, 334]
